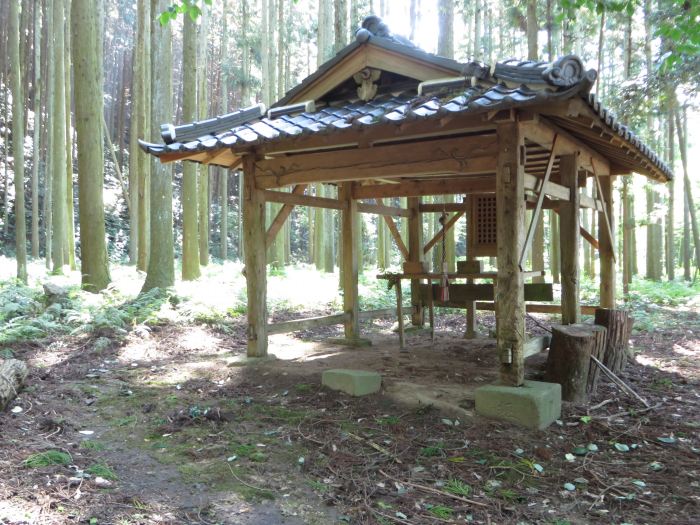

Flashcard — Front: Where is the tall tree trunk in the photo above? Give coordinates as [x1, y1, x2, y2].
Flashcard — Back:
[142, 0, 174, 292]
[51, 0, 66, 273]
[198, 3, 209, 267]
[219, 7, 229, 260]
[10, 0, 28, 282]
[135, 0, 151, 271]
[674, 109, 700, 276]
[334, 0, 347, 52]
[526, 0, 537, 60]
[181, 13, 200, 280]
[317, 0, 334, 66]
[44, 0, 54, 269]
[666, 102, 675, 281]
[31, 0, 42, 259]
[71, 0, 111, 292]
[64, 0, 76, 270]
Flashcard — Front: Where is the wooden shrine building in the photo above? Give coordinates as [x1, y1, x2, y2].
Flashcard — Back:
[140, 16, 672, 389]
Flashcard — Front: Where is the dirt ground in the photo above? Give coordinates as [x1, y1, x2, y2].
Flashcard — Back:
[1, 307, 699, 524]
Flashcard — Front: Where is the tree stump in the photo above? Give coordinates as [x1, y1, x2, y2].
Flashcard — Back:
[0, 359, 28, 410]
[594, 308, 634, 374]
[546, 324, 607, 403]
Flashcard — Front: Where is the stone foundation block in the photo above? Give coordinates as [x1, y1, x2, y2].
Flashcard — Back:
[322, 369, 381, 397]
[475, 380, 561, 430]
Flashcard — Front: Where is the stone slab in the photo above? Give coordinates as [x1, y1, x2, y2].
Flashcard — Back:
[326, 337, 373, 348]
[322, 369, 381, 397]
[475, 380, 561, 430]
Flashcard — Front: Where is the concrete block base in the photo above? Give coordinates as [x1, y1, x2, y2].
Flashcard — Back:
[475, 380, 561, 430]
[322, 369, 381, 396]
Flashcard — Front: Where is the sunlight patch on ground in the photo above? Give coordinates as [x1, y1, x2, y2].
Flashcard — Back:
[178, 326, 221, 352]
[268, 333, 339, 361]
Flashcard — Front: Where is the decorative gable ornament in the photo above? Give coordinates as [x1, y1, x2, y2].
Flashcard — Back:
[353, 68, 381, 101]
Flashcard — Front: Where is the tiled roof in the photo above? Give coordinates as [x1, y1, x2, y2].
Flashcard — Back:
[139, 19, 672, 181]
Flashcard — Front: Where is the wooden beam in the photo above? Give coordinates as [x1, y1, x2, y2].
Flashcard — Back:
[352, 176, 496, 199]
[520, 116, 610, 175]
[340, 182, 359, 339]
[520, 134, 559, 270]
[475, 302, 598, 315]
[357, 201, 410, 217]
[419, 202, 470, 213]
[382, 213, 409, 260]
[559, 154, 581, 324]
[267, 312, 350, 335]
[422, 212, 464, 254]
[496, 122, 526, 386]
[407, 197, 424, 326]
[598, 175, 616, 308]
[242, 155, 268, 357]
[262, 189, 346, 210]
[524, 173, 570, 201]
[255, 135, 498, 189]
[580, 193, 604, 211]
[265, 184, 307, 246]
[524, 335, 552, 358]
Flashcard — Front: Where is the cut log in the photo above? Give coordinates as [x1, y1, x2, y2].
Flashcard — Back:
[594, 308, 634, 374]
[585, 325, 607, 394]
[0, 359, 28, 410]
[546, 324, 607, 403]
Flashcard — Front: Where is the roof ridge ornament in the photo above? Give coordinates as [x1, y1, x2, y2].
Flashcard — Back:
[355, 14, 417, 48]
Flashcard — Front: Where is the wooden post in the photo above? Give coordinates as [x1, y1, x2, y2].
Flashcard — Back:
[407, 196, 424, 326]
[340, 182, 359, 340]
[496, 122, 526, 386]
[242, 155, 267, 357]
[559, 154, 580, 324]
[464, 196, 477, 338]
[598, 176, 616, 308]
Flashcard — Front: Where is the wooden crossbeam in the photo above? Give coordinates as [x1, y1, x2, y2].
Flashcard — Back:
[580, 193, 604, 211]
[419, 202, 470, 213]
[255, 135, 498, 189]
[523, 173, 570, 201]
[422, 211, 464, 255]
[265, 184, 307, 246]
[353, 176, 496, 199]
[475, 302, 598, 315]
[520, 116, 610, 175]
[381, 203, 410, 260]
[357, 201, 410, 217]
[262, 189, 346, 210]
[520, 134, 558, 271]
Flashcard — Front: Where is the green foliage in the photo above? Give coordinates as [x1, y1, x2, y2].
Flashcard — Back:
[444, 479, 472, 497]
[627, 278, 700, 307]
[427, 505, 453, 519]
[86, 463, 118, 481]
[419, 444, 444, 457]
[159, 0, 212, 25]
[24, 450, 72, 468]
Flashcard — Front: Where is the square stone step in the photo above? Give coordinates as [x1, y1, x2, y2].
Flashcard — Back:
[322, 369, 382, 397]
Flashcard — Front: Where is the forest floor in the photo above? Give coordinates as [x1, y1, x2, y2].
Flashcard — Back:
[0, 261, 699, 525]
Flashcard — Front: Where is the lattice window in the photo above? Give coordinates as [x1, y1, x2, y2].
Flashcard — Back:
[468, 194, 498, 257]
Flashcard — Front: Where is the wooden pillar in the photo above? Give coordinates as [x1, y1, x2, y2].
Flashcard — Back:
[598, 176, 616, 308]
[465, 197, 477, 338]
[496, 122, 526, 386]
[242, 155, 268, 357]
[559, 154, 580, 324]
[340, 182, 359, 339]
[407, 196, 424, 326]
